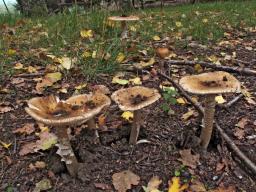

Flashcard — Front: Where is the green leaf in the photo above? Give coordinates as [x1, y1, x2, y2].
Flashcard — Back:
[161, 103, 170, 112]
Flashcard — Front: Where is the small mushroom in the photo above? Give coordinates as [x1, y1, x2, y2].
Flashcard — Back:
[111, 86, 161, 144]
[179, 71, 241, 149]
[25, 93, 110, 177]
[108, 15, 139, 39]
[156, 47, 170, 59]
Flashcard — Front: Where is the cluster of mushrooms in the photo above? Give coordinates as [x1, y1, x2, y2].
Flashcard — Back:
[25, 71, 241, 177]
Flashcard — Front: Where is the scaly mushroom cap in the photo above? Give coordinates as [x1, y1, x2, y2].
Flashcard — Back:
[25, 93, 111, 126]
[108, 16, 139, 21]
[111, 86, 161, 111]
[179, 71, 241, 95]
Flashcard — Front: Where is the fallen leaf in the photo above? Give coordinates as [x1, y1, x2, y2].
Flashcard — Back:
[129, 77, 142, 85]
[175, 21, 183, 27]
[112, 170, 140, 192]
[178, 149, 200, 169]
[0, 140, 12, 149]
[234, 127, 245, 139]
[188, 179, 206, 192]
[112, 76, 129, 85]
[176, 98, 186, 104]
[35, 131, 57, 151]
[182, 109, 196, 121]
[122, 111, 134, 121]
[33, 179, 52, 192]
[14, 62, 23, 69]
[116, 52, 126, 63]
[60, 57, 74, 70]
[215, 95, 226, 104]
[45, 72, 62, 83]
[0, 105, 13, 113]
[134, 58, 155, 69]
[208, 186, 236, 192]
[143, 176, 162, 192]
[235, 117, 248, 129]
[80, 29, 93, 38]
[153, 35, 161, 41]
[98, 114, 106, 127]
[94, 183, 112, 190]
[13, 123, 35, 135]
[168, 177, 188, 192]
[19, 142, 36, 156]
[194, 64, 203, 73]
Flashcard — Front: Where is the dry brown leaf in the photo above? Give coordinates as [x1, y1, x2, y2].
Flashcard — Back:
[94, 183, 112, 190]
[208, 186, 236, 192]
[98, 114, 106, 127]
[234, 127, 245, 140]
[112, 170, 140, 192]
[13, 123, 35, 135]
[19, 142, 36, 156]
[144, 176, 162, 192]
[188, 179, 206, 192]
[235, 117, 248, 129]
[0, 106, 13, 114]
[178, 149, 200, 169]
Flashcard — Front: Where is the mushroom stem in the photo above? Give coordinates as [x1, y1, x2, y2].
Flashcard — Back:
[200, 95, 216, 149]
[129, 110, 142, 144]
[121, 21, 128, 39]
[55, 127, 79, 177]
[87, 118, 96, 129]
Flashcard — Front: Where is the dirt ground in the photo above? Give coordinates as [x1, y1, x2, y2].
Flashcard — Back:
[0, 30, 256, 192]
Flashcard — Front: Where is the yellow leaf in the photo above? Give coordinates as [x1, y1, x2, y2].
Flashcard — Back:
[168, 177, 188, 192]
[129, 25, 137, 32]
[177, 98, 186, 104]
[121, 111, 134, 121]
[207, 55, 221, 65]
[60, 57, 74, 70]
[7, 49, 16, 56]
[134, 58, 155, 69]
[112, 76, 129, 85]
[82, 51, 91, 58]
[175, 22, 183, 28]
[129, 77, 142, 85]
[75, 83, 87, 90]
[153, 35, 161, 41]
[0, 140, 12, 149]
[116, 52, 125, 63]
[58, 88, 68, 93]
[14, 63, 23, 69]
[182, 109, 195, 121]
[215, 95, 226, 104]
[202, 18, 208, 23]
[194, 64, 203, 73]
[45, 72, 62, 83]
[92, 51, 97, 58]
[27, 66, 37, 73]
[80, 29, 93, 38]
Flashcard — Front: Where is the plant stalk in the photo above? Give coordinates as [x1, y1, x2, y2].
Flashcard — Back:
[200, 95, 216, 149]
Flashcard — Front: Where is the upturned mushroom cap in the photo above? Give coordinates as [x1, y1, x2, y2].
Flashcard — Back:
[111, 86, 161, 111]
[25, 93, 111, 126]
[179, 71, 241, 95]
[108, 16, 139, 21]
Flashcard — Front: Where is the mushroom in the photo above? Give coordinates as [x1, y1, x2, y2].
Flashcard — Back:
[179, 71, 241, 149]
[108, 15, 139, 39]
[25, 93, 111, 177]
[111, 86, 161, 144]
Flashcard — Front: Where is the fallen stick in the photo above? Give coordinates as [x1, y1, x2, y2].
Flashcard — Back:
[164, 60, 256, 76]
[158, 71, 256, 176]
[218, 94, 244, 109]
[13, 72, 44, 78]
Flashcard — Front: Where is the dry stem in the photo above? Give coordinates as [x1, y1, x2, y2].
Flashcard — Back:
[129, 110, 142, 144]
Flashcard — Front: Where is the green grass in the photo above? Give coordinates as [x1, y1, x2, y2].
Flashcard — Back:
[0, 1, 256, 81]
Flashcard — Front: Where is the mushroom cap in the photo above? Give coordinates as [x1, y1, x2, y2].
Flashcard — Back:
[25, 93, 111, 126]
[108, 15, 139, 21]
[111, 86, 161, 111]
[179, 71, 241, 95]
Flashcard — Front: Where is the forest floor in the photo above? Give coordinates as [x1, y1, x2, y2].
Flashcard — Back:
[0, 1, 256, 192]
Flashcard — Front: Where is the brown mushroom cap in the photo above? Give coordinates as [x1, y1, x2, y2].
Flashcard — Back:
[25, 93, 111, 126]
[179, 71, 241, 95]
[108, 16, 139, 21]
[111, 86, 161, 111]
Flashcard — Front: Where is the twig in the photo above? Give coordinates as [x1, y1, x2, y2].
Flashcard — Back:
[13, 72, 44, 78]
[218, 94, 244, 109]
[164, 60, 256, 76]
[157, 71, 256, 176]
[2, 0, 10, 15]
